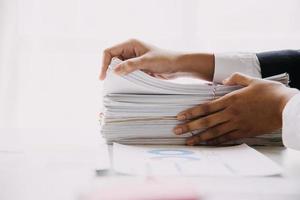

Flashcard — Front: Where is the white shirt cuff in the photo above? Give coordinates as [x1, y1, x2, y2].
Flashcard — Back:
[282, 92, 300, 150]
[213, 52, 262, 83]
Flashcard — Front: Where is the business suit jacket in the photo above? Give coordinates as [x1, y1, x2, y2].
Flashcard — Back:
[257, 50, 300, 89]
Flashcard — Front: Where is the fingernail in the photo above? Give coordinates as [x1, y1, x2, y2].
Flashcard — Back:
[177, 114, 186, 121]
[173, 127, 183, 135]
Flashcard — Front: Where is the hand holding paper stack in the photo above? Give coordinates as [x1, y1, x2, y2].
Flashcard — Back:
[100, 57, 289, 145]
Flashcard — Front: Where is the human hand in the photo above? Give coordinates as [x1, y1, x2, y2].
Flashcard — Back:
[100, 39, 214, 81]
[173, 73, 299, 146]
[99, 39, 180, 80]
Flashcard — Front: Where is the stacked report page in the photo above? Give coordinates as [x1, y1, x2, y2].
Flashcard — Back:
[100, 57, 289, 145]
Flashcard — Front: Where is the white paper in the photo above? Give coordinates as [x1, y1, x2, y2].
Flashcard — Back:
[103, 57, 240, 95]
[103, 58, 289, 95]
[112, 143, 281, 176]
[101, 58, 289, 145]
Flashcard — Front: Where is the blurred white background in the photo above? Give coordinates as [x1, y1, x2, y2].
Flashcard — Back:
[0, 0, 299, 147]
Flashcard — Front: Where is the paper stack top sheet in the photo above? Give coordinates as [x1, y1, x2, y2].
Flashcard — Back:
[102, 57, 245, 95]
[100, 57, 289, 145]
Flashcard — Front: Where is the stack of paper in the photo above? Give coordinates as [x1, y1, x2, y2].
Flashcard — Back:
[100, 57, 289, 145]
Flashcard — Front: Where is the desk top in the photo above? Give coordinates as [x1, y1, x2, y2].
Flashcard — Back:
[1, 129, 300, 200]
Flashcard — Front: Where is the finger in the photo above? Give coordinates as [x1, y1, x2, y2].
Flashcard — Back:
[100, 49, 112, 80]
[153, 74, 168, 80]
[205, 130, 243, 146]
[186, 122, 236, 145]
[99, 40, 136, 80]
[114, 56, 149, 75]
[222, 72, 253, 86]
[100, 47, 125, 80]
[177, 97, 229, 121]
[174, 110, 229, 135]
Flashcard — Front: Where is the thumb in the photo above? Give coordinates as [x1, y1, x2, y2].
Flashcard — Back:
[222, 73, 253, 86]
[114, 56, 149, 75]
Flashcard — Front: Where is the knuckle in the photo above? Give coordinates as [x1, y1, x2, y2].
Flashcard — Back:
[190, 107, 200, 116]
[126, 60, 133, 65]
[188, 120, 203, 132]
[232, 72, 241, 79]
[126, 64, 135, 71]
[185, 125, 191, 133]
[186, 123, 194, 132]
[199, 103, 211, 115]
[128, 38, 139, 44]
[117, 64, 124, 71]
[183, 124, 191, 132]
[199, 117, 210, 128]
[194, 120, 202, 128]
[125, 60, 135, 68]
[212, 134, 232, 145]
[103, 48, 110, 55]
[184, 110, 194, 120]
[201, 128, 219, 141]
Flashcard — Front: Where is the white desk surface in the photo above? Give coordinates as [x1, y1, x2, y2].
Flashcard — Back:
[1, 129, 300, 200]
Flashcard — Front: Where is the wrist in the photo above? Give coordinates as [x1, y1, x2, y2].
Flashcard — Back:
[174, 53, 215, 81]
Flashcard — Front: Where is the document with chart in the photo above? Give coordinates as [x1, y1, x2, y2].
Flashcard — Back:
[112, 143, 281, 176]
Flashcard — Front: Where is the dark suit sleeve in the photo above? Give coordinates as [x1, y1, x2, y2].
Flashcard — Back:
[257, 50, 300, 89]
